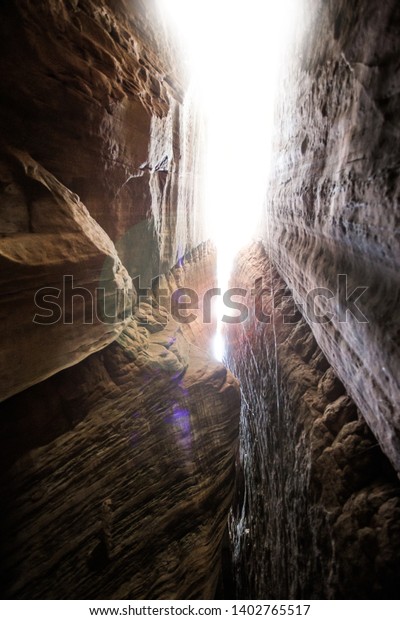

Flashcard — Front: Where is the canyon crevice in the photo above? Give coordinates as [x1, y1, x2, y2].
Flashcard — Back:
[0, 0, 399, 601]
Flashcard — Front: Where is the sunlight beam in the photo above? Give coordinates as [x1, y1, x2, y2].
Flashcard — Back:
[157, 0, 297, 359]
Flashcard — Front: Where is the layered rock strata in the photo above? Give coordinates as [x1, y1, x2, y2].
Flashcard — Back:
[265, 0, 400, 471]
[0, 0, 206, 398]
[227, 243, 400, 599]
[0, 0, 205, 274]
[0, 149, 132, 401]
[0, 0, 236, 601]
[157, 242, 218, 349]
[0, 293, 240, 599]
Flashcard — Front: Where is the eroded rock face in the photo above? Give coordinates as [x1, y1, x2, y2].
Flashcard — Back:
[0, 149, 132, 401]
[0, 299, 240, 599]
[157, 242, 218, 349]
[0, 0, 204, 274]
[0, 0, 206, 398]
[264, 0, 400, 471]
[226, 243, 400, 599]
[0, 0, 237, 601]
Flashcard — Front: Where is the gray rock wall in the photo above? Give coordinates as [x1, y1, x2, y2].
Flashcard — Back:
[227, 243, 400, 599]
[264, 0, 400, 472]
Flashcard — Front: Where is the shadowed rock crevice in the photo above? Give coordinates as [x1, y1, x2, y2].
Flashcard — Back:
[226, 243, 400, 599]
[1, 0, 399, 602]
[0, 287, 240, 599]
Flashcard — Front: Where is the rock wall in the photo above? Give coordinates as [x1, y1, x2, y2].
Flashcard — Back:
[0, 0, 238, 600]
[0, 0, 206, 399]
[158, 242, 218, 349]
[264, 0, 400, 472]
[227, 243, 400, 599]
[0, 241, 239, 599]
[0, 300, 240, 599]
[0, 148, 132, 400]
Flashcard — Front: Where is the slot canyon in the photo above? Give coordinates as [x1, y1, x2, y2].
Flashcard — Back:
[0, 0, 399, 601]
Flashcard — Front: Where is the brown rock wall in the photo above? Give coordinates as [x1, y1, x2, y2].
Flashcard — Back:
[226, 243, 400, 599]
[0, 298, 240, 599]
[0, 0, 206, 398]
[264, 0, 400, 471]
[0, 149, 132, 401]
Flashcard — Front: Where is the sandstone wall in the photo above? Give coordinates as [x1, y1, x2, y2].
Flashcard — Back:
[264, 0, 400, 471]
[0, 0, 205, 399]
[0, 246, 239, 599]
[227, 243, 400, 599]
[0, 148, 132, 400]
[0, 0, 237, 600]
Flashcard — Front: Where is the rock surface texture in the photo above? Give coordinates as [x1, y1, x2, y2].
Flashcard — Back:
[0, 148, 132, 400]
[0, 0, 238, 600]
[0, 306, 240, 599]
[227, 244, 400, 599]
[2, 0, 400, 602]
[0, 0, 206, 398]
[264, 0, 400, 472]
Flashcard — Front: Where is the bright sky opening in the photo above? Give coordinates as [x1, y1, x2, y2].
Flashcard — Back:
[157, 0, 297, 360]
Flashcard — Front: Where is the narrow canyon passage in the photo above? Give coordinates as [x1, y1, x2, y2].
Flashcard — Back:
[0, 0, 399, 602]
